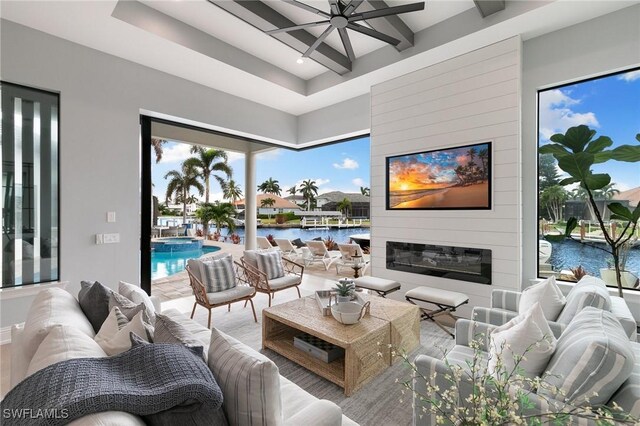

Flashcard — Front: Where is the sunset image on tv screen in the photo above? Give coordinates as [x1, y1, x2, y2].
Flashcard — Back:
[387, 142, 491, 209]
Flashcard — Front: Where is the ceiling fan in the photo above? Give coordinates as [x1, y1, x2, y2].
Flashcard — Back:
[266, 0, 425, 62]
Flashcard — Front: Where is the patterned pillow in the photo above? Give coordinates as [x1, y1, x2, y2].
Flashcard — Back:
[95, 308, 154, 356]
[118, 281, 156, 324]
[208, 328, 282, 425]
[256, 250, 285, 280]
[108, 292, 148, 322]
[78, 281, 113, 333]
[199, 254, 236, 293]
[539, 307, 634, 406]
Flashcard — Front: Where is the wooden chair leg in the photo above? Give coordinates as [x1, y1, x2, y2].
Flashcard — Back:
[228, 304, 231, 312]
[248, 298, 258, 323]
[244, 300, 248, 308]
[296, 286, 301, 298]
[191, 302, 197, 319]
[268, 294, 272, 307]
[207, 309, 212, 329]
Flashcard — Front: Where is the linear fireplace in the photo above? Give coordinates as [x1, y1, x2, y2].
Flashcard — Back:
[386, 241, 492, 284]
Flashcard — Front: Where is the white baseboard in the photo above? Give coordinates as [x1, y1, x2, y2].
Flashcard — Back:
[0, 326, 12, 345]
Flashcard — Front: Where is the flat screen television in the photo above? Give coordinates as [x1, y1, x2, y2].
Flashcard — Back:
[386, 141, 492, 210]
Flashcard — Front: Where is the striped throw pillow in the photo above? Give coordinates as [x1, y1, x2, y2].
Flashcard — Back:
[256, 250, 285, 280]
[208, 328, 282, 425]
[199, 255, 236, 293]
[539, 307, 634, 407]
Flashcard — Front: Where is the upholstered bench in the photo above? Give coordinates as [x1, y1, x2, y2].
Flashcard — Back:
[405, 287, 469, 338]
[354, 276, 401, 297]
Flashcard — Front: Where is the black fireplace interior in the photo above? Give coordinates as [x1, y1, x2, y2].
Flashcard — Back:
[386, 241, 492, 284]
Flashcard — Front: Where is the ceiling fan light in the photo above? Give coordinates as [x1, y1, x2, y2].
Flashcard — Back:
[296, 57, 305, 64]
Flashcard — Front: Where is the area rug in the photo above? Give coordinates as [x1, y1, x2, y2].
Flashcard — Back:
[186, 287, 454, 426]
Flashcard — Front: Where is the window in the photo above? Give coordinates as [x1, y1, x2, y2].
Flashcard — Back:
[1, 82, 60, 287]
[537, 68, 640, 289]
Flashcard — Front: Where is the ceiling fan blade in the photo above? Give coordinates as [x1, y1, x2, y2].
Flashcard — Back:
[342, 0, 364, 16]
[346, 23, 400, 45]
[348, 2, 425, 22]
[303, 25, 336, 57]
[338, 27, 355, 62]
[328, 0, 341, 15]
[282, 0, 330, 18]
[265, 21, 330, 34]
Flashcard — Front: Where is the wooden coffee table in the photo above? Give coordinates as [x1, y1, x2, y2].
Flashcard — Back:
[262, 296, 420, 395]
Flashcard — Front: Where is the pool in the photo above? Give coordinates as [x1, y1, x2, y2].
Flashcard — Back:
[547, 240, 639, 276]
[152, 246, 220, 280]
[152, 237, 202, 253]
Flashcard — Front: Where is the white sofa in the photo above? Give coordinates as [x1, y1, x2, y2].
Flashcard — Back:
[9, 288, 358, 426]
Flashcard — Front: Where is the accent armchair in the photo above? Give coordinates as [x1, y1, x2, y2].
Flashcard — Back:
[472, 276, 637, 339]
[241, 249, 304, 307]
[186, 257, 257, 328]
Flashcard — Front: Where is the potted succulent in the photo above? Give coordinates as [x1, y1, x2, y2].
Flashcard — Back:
[540, 126, 640, 297]
[334, 279, 354, 303]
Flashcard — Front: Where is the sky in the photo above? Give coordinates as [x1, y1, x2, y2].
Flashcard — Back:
[152, 136, 370, 203]
[538, 68, 640, 192]
[388, 142, 490, 192]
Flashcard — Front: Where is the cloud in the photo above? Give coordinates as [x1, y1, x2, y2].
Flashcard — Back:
[333, 158, 359, 169]
[294, 178, 330, 187]
[352, 178, 366, 187]
[618, 70, 640, 82]
[539, 89, 599, 141]
[227, 152, 244, 163]
[159, 143, 193, 164]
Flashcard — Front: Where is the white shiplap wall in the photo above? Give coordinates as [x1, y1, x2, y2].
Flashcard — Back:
[369, 37, 522, 318]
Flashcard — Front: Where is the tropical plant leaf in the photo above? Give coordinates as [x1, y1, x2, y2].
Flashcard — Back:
[592, 151, 613, 164]
[549, 133, 565, 144]
[560, 125, 596, 153]
[610, 144, 640, 162]
[539, 144, 571, 158]
[557, 152, 594, 180]
[636, 133, 640, 142]
[583, 173, 611, 191]
[565, 217, 578, 236]
[610, 214, 632, 222]
[607, 202, 634, 221]
[633, 203, 640, 222]
[585, 136, 613, 153]
[558, 177, 579, 186]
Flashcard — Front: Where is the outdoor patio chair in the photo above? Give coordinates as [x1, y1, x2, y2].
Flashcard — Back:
[274, 238, 307, 261]
[241, 249, 304, 307]
[185, 255, 257, 328]
[304, 240, 341, 271]
[335, 243, 371, 275]
[257, 236, 275, 250]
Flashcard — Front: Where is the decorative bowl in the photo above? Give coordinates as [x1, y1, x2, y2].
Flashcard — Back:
[330, 301, 370, 325]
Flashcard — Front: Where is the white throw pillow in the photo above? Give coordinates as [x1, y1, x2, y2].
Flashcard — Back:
[21, 288, 96, 363]
[95, 308, 153, 356]
[518, 276, 566, 320]
[488, 303, 557, 379]
[256, 250, 285, 280]
[118, 281, 156, 324]
[27, 324, 107, 376]
[208, 328, 282, 425]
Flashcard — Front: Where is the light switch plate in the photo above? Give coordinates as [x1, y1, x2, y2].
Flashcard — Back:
[95, 234, 104, 245]
[107, 212, 116, 223]
[103, 233, 120, 244]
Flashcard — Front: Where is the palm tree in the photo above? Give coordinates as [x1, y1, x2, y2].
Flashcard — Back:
[261, 197, 276, 220]
[360, 187, 370, 196]
[300, 179, 318, 211]
[223, 179, 243, 206]
[196, 202, 236, 235]
[151, 138, 166, 163]
[466, 147, 477, 164]
[287, 185, 298, 196]
[258, 178, 282, 196]
[164, 163, 204, 224]
[598, 183, 620, 200]
[478, 148, 489, 179]
[540, 185, 568, 222]
[337, 198, 352, 217]
[184, 146, 232, 203]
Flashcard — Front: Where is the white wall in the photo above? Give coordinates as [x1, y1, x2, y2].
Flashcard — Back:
[0, 20, 298, 328]
[369, 37, 522, 318]
[522, 5, 640, 321]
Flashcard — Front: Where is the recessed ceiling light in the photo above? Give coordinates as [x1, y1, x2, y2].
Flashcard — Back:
[296, 57, 304, 64]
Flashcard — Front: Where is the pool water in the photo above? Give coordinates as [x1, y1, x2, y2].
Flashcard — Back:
[151, 246, 220, 280]
[547, 240, 640, 276]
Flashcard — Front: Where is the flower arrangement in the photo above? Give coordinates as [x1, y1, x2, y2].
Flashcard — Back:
[385, 337, 638, 426]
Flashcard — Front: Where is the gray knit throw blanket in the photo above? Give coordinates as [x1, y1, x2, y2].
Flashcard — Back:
[1, 343, 227, 426]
